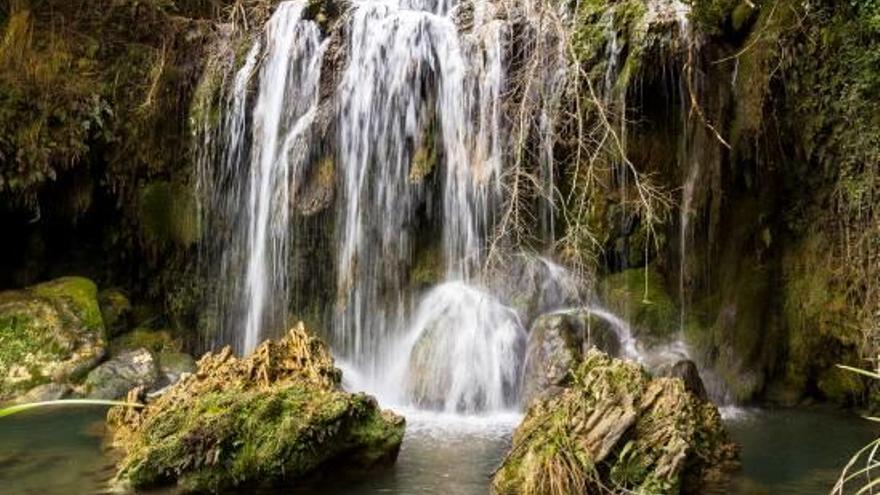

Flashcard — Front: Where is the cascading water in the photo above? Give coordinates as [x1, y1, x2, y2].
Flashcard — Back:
[197, 1, 324, 354]
[332, 0, 515, 411]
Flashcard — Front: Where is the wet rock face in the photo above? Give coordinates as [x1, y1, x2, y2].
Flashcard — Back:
[655, 359, 709, 401]
[521, 310, 621, 405]
[495, 350, 739, 495]
[107, 323, 405, 493]
[83, 348, 160, 400]
[0, 277, 106, 402]
[491, 255, 585, 328]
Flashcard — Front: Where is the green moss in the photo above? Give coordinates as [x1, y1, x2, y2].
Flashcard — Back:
[110, 328, 179, 356]
[0, 277, 106, 400]
[409, 245, 442, 289]
[138, 181, 201, 248]
[31, 276, 103, 333]
[601, 266, 678, 341]
[685, 0, 763, 36]
[817, 367, 865, 405]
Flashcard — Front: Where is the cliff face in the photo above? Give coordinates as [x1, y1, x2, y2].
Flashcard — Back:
[569, 0, 879, 405]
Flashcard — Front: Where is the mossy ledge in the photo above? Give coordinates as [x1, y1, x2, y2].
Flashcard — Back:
[492, 350, 738, 495]
[106, 323, 405, 493]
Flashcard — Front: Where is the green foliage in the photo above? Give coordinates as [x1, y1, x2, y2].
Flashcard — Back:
[684, 0, 762, 36]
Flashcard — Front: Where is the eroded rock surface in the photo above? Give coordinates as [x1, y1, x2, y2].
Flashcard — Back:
[107, 323, 405, 493]
[494, 350, 738, 495]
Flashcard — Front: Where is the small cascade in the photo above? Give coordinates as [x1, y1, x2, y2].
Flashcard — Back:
[197, 1, 324, 354]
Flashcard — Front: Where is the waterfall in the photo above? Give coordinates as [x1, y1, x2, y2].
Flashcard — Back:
[197, 1, 324, 354]
[333, 0, 506, 374]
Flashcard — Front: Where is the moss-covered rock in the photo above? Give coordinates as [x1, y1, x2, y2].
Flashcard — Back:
[0, 276, 105, 401]
[107, 323, 404, 493]
[493, 350, 738, 495]
[601, 266, 678, 342]
[157, 351, 197, 386]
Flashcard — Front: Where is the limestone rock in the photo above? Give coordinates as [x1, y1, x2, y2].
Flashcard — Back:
[83, 348, 160, 400]
[521, 310, 621, 405]
[0, 276, 106, 401]
[107, 323, 405, 493]
[494, 350, 739, 495]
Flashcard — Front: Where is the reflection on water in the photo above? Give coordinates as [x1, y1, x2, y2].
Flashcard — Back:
[0, 408, 113, 495]
[724, 406, 880, 495]
[0, 405, 876, 494]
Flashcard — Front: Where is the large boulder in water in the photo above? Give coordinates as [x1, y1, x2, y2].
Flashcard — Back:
[107, 323, 404, 493]
[521, 309, 621, 405]
[0, 276, 106, 401]
[404, 282, 526, 412]
[494, 350, 739, 495]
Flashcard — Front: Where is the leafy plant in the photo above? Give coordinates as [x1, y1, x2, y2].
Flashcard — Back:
[832, 365, 880, 495]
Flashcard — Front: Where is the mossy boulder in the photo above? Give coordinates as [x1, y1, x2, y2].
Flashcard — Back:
[0, 276, 106, 401]
[493, 350, 738, 495]
[107, 323, 405, 493]
[601, 267, 678, 343]
[521, 309, 621, 405]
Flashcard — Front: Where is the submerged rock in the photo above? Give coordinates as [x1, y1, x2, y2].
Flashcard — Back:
[521, 310, 621, 405]
[107, 323, 404, 493]
[83, 348, 160, 400]
[494, 350, 738, 495]
[0, 276, 106, 402]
